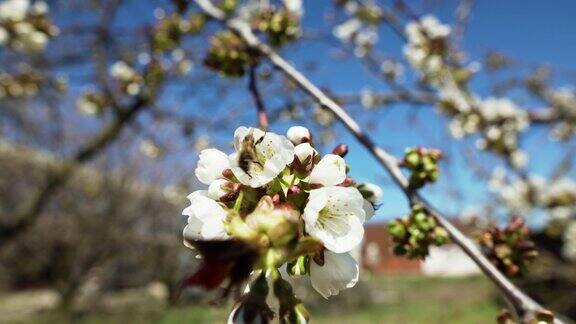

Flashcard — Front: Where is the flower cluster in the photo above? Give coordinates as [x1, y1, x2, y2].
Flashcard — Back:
[401, 147, 442, 189]
[403, 15, 451, 80]
[546, 87, 576, 140]
[442, 95, 530, 168]
[387, 204, 449, 259]
[152, 12, 205, 52]
[0, 69, 42, 99]
[474, 98, 530, 159]
[541, 178, 576, 220]
[204, 31, 252, 77]
[0, 0, 58, 53]
[76, 90, 109, 116]
[253, 7, 300, 47]
[109, 61, 144, 96]
[333, 0, 381, 57]
[478, 216, 537, 277]
[182, 126, 381, 308]
[490, 171, 576, 222]
[403, 16, 529, 169]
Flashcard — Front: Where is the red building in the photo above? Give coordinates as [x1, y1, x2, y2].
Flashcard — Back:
[361, 222, 421, 274]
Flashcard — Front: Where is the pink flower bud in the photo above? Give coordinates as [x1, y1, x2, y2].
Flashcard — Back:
[332, 143, 349, 157]
[339, 177, 354, 187]
[222, 168, 234, 180]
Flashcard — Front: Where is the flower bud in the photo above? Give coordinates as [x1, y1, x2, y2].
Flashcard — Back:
[339, 177, 354, 187]
[293, 143, 317, 172]
[222, 168, 235, 180]
[287, 126, 311, 145]
[331, 143, 349, 157]
[208, 179, 231, 200]
[358, 182, 383, 204]
[387, 220, 407, 240]
[245, 196, 299, 247]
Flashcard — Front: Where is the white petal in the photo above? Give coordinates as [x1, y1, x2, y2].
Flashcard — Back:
[363, 199, 375, 221]
[309, 154, 346, 186]
[208, 179, 229, 200]
[195, 148, 230, 185]
[0, 0, 30, 21]
[283, 0, 302, 16]
[182, 191, 228, 240]
[310, 251, 359, 298]
[303, 187, 365, 253]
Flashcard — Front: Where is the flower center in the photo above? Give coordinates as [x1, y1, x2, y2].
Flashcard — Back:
[317, 204, 352, 236]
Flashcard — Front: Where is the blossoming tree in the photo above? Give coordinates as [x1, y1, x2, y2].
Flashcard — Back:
[1, 0, 575, 322]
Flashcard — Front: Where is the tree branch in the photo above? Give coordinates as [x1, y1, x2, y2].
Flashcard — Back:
[194, 1, 565, 321]
[0, 96, 147, 246]
[248, 64, 269, 130]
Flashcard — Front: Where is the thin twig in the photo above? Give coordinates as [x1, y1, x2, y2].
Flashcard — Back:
[248, 64, 269, 130]
[193, 1, 564, 322]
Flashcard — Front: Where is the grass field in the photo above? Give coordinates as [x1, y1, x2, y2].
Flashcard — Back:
[7, 275, 501, 324]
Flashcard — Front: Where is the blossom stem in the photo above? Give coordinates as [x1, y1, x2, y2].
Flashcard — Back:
[233, 190, 244, 212]
[193, 1, 565, 322]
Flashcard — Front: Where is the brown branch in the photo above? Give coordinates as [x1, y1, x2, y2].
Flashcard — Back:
[0, 96, 147, 246]
[248, 64, 269, 130]
[194, 1, 565, 322]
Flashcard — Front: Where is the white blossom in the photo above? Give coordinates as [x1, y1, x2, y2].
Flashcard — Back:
[109, 61, 137, 82]
[562, 221, 576, 261]
[0, 27, 8, 46]
[309, 251, 359, 298]
[283, 0, 303, 16]
[230, 127, 294, 188]
[480, 97, 529, 130]
[360, 88, 377, 109]
[139, 140, 161, 159]
[303, 186, 365, 253]
[16, 29, 48, 52]
[510, 150, 528, 169]
[182, 190, 228, 241]
[30, 1, 48, 15]
[541, 178, 576, 208]
[76, 95, 99, 116]
[333, 18, 361, 42]
[195, 148, 230, 185]
[309, 154, 346, 186]
[0, 0, 29, 22]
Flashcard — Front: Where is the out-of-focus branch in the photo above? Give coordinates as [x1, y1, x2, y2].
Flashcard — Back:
[452, 0, 476, 46]
[193, 1, 565, 321]
[248, 64, 269, 130]
[0, 96, 148, 246]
